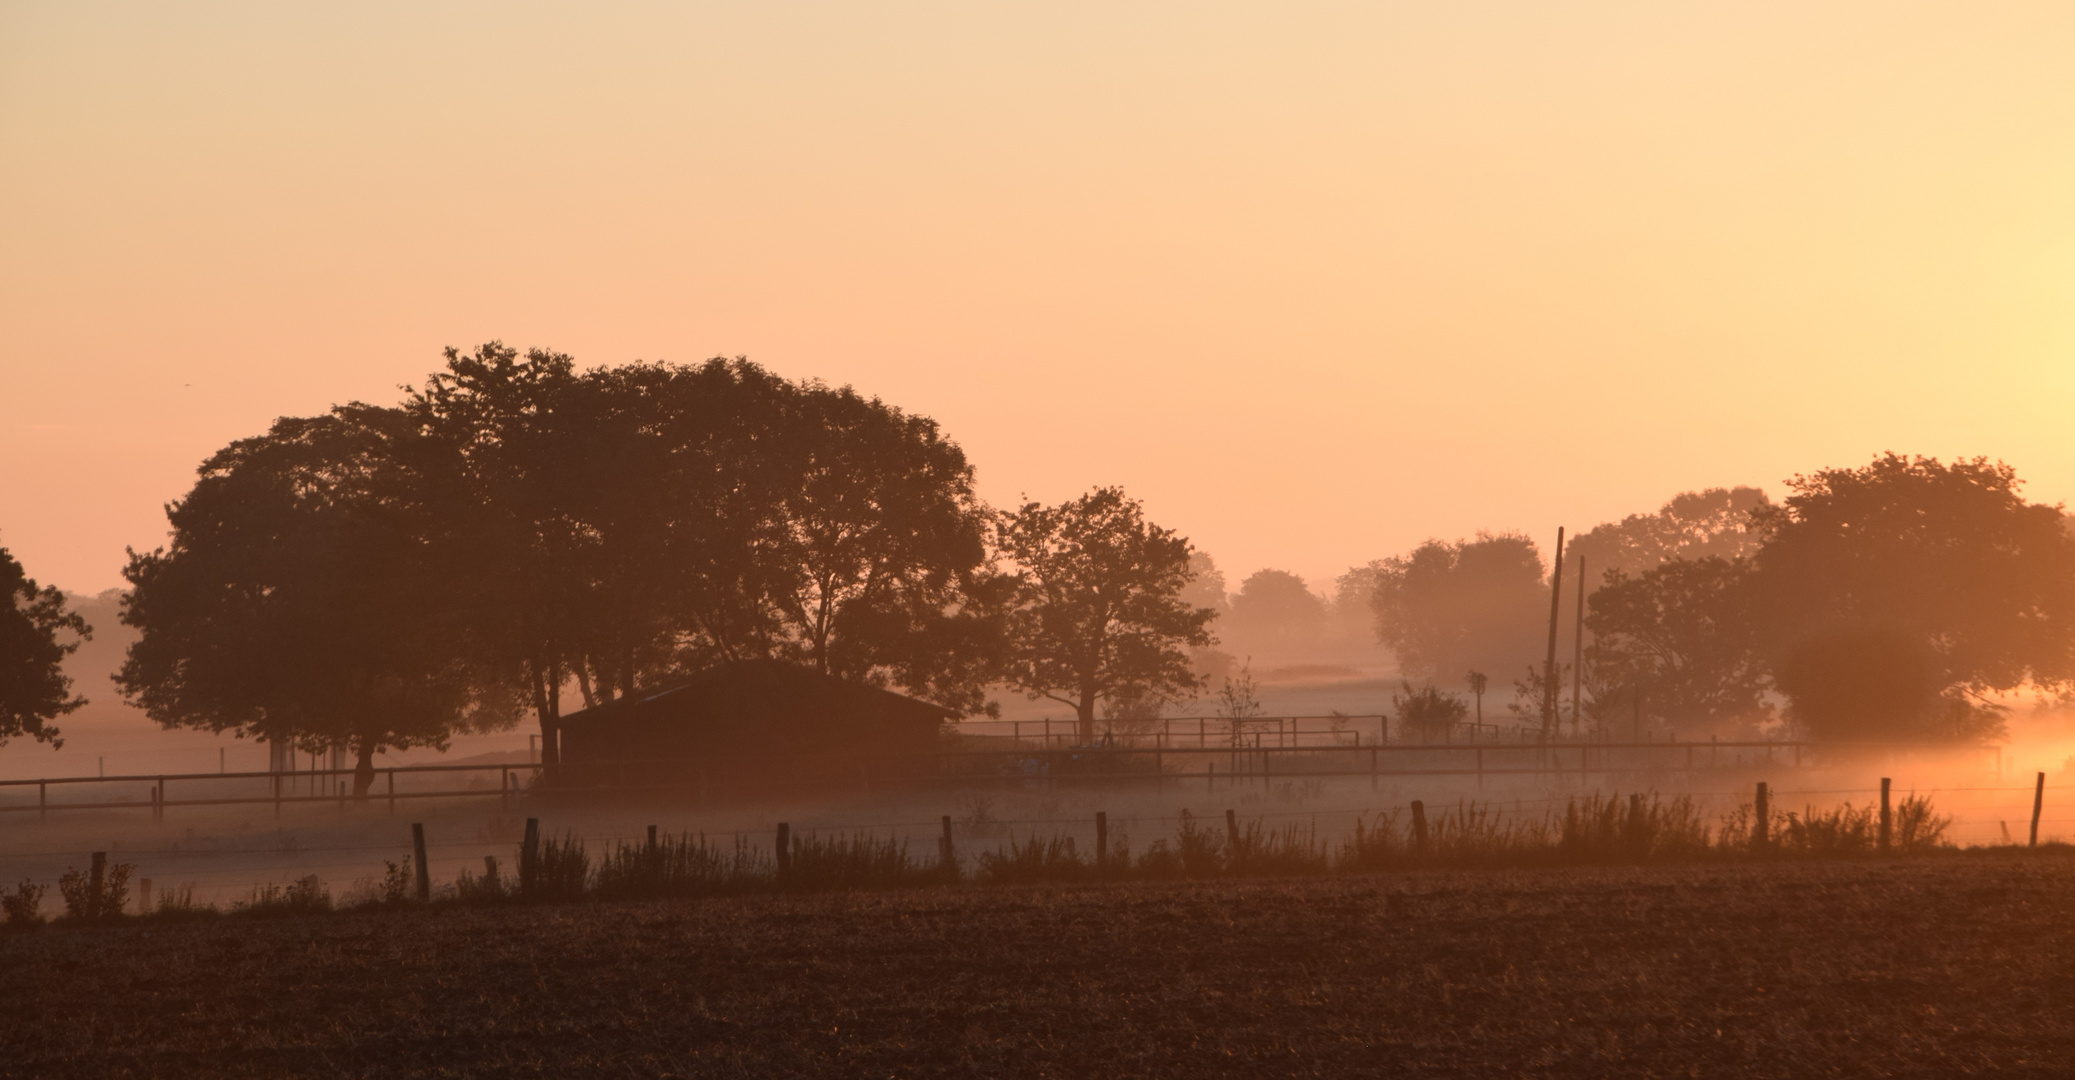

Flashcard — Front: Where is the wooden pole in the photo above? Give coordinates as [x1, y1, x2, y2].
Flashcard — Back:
[2031, 772, 2046, 847]
[1541, 527, 1566, 743]
[521, 817, 540, 894]
[89, 852, 106, 920]
[1096, 811, 1108, 870]
[1410, 800, 1429, 853]
[1225, 808, 1240, 854]
[1572, 555, 1586, 737]
[1753, 782, 1769, 852]
[1878, 778, 1892, 852]
[411, 823, 431, 902]
[776, 822, 792, 875]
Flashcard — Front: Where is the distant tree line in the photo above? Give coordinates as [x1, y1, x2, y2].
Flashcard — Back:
[1365, 460, 2075, 743]
[109, 345, 1214, 792]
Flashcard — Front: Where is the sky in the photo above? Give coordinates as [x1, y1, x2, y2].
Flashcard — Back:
[5, 1, 2075, 596]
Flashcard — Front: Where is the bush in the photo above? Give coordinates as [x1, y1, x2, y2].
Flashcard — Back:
[3, 879, 47, 927]
[1893, 793, 1951, 851]
[58, 859, 132, 921]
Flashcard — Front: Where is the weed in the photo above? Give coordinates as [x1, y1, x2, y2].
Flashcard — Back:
[977, 833, 1090, 884]
[237, 875, 333, 917]
[1894, 793, 1952, 851]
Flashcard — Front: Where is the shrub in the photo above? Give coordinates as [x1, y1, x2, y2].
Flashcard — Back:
[58, 860, 133, 921]
[3, 879, 47, 927]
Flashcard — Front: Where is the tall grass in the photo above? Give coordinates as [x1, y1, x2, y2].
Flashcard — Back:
[0, 790, 2000, 930]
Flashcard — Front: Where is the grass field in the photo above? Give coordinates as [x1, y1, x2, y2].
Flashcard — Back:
[7, 852, 2075, 1078]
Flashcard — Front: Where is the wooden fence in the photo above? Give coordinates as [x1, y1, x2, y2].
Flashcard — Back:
[0, 734, 2003, 821]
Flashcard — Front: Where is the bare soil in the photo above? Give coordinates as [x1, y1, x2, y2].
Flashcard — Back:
[7, 853, 2075, 1078]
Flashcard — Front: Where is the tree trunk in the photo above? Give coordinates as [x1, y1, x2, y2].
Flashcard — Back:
[1076, 687, 1098, 744]
[352, 737, 377, 800]
[533, 662, 561, 767]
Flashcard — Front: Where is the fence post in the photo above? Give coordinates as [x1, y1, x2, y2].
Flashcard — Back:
[1753, 782, 1769, 852]
[89, 852, 107, 920]
[1410, 801, 1429, 854]
[1096, 811, 1108, 871]
[1878, 778, 1892, 852]
[940, 815, 955, 872]
[411, 823, 431, 902]
[520, 817, 540, 894]
[2032, 772, 2046, 847]
[776, 822, 791, 876]
[1225, 808, 1240, 852]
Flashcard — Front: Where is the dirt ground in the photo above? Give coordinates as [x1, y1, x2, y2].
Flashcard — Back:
[7, 853, 2075, 1078]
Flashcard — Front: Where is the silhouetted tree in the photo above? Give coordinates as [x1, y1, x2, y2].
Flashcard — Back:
[1567, 487, 1771, 580]
[1584, 557, 1772, 736]
[1464, 669, 1488, 723]
[1773, 620, 2000, 741]
[118, 407, 516, 795]
[1368, 533, 1549, 682]
[0, 544, 90, 749]
[1748, 454, 2075, 724]
[411, 345, 1009, 755]
[771, 381, 1001, 715]
[1225, 569, 1326, 656]
[997, 488, 1216, 742]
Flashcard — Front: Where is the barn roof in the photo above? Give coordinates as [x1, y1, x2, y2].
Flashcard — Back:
[555, 658, 959, 729]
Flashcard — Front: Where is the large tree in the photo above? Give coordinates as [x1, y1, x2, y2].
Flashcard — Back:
[768, 381, 999, 713]
[118, 407, 514, 795]
[410, 345, 1005, 759]
[1584, 557, 1772, 735]
[1747, 453, 2075, 737]
[1225, 569, 1326, 655]
[997, 488, 1216, 741]
[1567, 487, 1771, 580]
[1367, 532, 1549, 682]
[0, 544, 91, 749]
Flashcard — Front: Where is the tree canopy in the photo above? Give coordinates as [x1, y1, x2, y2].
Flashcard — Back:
[0, 544, 91, 749]
[120, 345, 1008, 772]
[1367, 532, 1549, 683]
[117, 407, 510, 793]
[996, 487, 1216, 741]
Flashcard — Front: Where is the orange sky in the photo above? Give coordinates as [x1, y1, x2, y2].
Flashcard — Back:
[5, 2, 2075, 595]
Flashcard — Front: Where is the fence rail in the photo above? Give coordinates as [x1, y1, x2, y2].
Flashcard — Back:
[0, 735, 2005, 822]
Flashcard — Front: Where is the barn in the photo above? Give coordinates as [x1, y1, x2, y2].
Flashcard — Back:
[553, 659, 955, 797]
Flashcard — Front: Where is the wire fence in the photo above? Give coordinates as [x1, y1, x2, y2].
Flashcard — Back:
[6, 773, 2067, 910]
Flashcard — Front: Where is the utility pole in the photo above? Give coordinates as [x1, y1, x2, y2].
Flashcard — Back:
[1572, 555, 1586, 738]
[1540, 527, 1565, 743]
